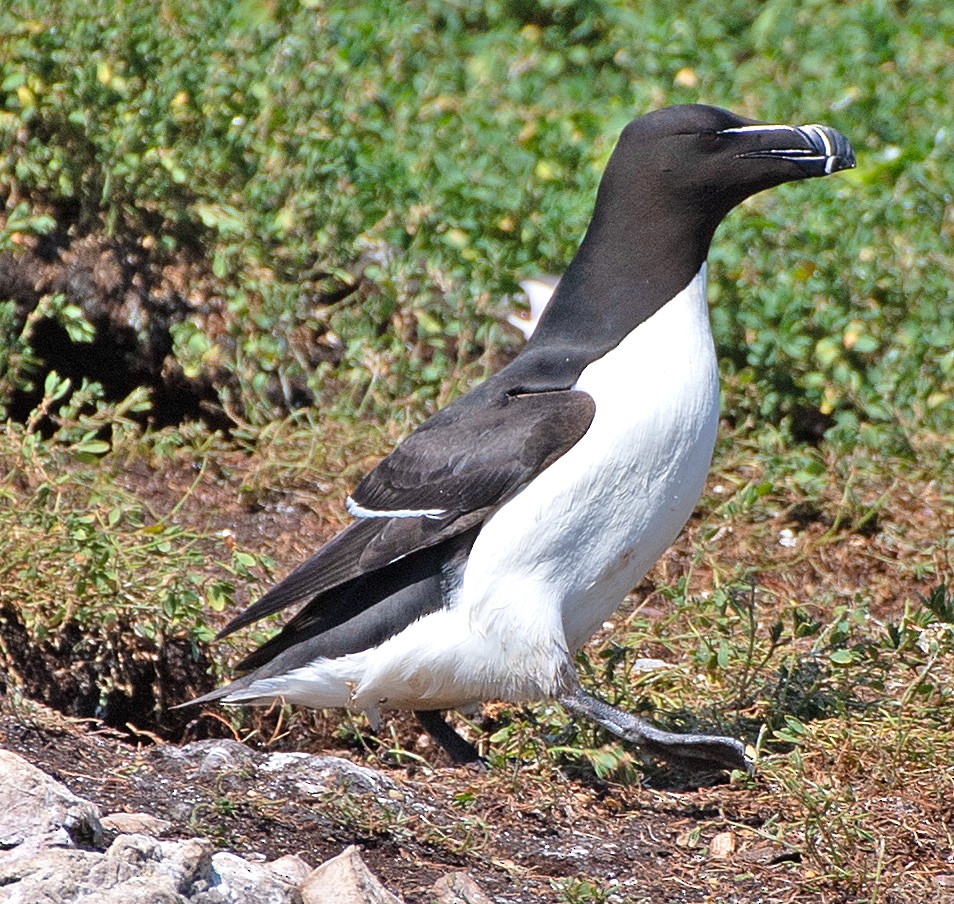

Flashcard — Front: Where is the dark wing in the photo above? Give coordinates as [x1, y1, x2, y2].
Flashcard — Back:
[215, 517, 384, 638]
[232, 525, 479, 674]
[215, 512, 485, 639]
[215, 388, 595, 640]
[349, 389, 596, 518]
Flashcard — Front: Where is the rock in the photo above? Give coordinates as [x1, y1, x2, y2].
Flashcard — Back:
[708, 830, 737, 860]
[101, 813, 173, 837]
[630, 658, 673, 672]
[79, 833, 213, 901]
[266, 854, 313, 886]
[0, 749, 413, 904]
[93, 880, 184, 904]
[260, 752, 396, 798]
[0, 848, 105, 904]
[155, 742, 399, 804]
[0, 832, 215, 904]
[151, 836, 214, 894]
[300, 846, 401, 904]
[157, 740, 257, 775]
[203, 851, 304, 904]
[0, 749, 103, 863]
[432, 871, 494, 903]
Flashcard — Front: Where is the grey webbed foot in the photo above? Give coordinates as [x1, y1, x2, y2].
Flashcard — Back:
[559, 688, 749, 774]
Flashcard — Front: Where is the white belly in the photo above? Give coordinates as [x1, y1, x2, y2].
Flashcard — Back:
[459, 264, 719, 671]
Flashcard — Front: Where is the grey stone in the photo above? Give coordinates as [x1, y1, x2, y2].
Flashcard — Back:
[0, 750, 103, 864]
[261, 752, 396, 797]
[431, 872, 494, 903]
[158, 740, 257, 775]
[300, 846, 401, 904]
[205, 851, 302, 904]
[91, 877, 184, 904]
[630, 658, 673, 672]
[0, 830, 215, 904]
[101, 812, 174, 837]
[0, 847, 105, 904]
[266, 854, 313, 886]
[151, 836, 214, 893]
[0, 750, 414, 904]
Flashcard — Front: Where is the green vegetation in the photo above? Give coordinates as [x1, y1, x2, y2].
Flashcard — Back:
[1, 1, 953, 901]
[1, 0, 952, 434]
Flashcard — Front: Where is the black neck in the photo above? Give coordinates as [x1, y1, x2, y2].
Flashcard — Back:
[525, 179, 716, 361]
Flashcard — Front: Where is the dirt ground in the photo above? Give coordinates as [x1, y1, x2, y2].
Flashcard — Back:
[0, 704, 815, 904]
[7, 448, 940, 904]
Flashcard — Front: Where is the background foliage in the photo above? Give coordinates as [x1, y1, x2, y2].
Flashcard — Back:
[0, 0, 951, 439]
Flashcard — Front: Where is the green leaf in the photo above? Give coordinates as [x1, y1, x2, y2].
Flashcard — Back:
[829, 649, 859, 665]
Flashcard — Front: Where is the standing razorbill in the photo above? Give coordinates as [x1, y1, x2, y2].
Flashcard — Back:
[185, 105, 854, 772]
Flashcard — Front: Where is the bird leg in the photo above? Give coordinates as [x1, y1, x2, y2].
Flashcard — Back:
[414, 710, 482, 765]
[559, 687, 749, 773]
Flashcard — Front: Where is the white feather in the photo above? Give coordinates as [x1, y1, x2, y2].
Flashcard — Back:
[346, 496, 446, 519]
[508, 275, 559, 339]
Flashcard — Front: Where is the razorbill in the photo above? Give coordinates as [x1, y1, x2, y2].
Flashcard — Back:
[185, 105, 854, 772]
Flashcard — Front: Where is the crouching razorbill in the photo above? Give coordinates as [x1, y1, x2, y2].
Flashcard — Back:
[182, 105, 854, 773]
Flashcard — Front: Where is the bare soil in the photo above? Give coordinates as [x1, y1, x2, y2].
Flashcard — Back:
[0, 705, 808, 904]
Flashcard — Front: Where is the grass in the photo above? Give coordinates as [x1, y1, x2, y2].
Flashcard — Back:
[0, 396, 248, 649]
[1, 0, 953, 900]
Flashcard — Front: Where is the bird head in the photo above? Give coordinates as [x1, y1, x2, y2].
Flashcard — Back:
[597, 104, 855, 236]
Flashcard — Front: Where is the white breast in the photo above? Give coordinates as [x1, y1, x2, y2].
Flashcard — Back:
[460, 264, 719, 664]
